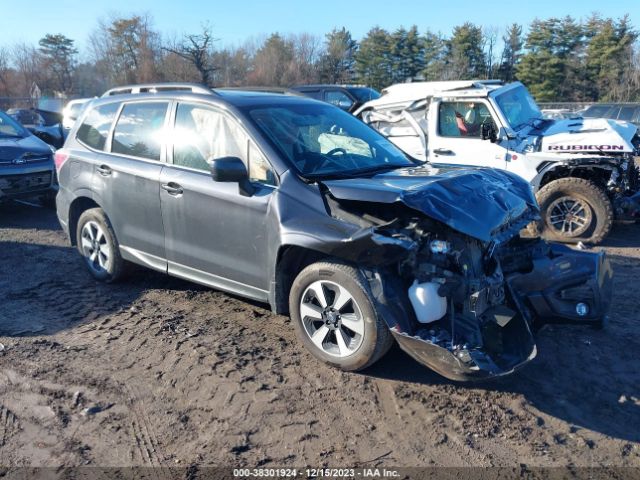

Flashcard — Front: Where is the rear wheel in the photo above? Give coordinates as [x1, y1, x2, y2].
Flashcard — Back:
[76, 208, 126, 283]
[536, 178, 613, 245]
[289, 261, 393, 371]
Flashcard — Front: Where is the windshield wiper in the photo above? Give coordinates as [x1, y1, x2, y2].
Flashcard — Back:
[305, 163, 405, 180]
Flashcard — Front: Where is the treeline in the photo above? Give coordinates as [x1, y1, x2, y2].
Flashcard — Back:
[0, 13, 638, 102]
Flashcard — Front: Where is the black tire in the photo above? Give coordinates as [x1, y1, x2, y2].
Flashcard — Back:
[536, 178, 613, 245]
[289, 261, 394, 371]
[76, 208, 126, 283]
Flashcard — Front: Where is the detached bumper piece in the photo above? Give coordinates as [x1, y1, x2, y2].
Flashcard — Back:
[506, 244, 612, 326]
[391, 308, 537, 381]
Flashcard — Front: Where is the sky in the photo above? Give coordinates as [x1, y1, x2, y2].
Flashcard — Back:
[1, 0, 639, 56]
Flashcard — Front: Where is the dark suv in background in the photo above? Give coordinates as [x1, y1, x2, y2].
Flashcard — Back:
[55, 83, 611, 381]
[291, 84, 380, 113]
[582, 103, 640, 127]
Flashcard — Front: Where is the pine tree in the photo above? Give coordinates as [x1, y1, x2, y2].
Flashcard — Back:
[38, 33, 78, 94]
[355, 27, 393, 90]
[497, 23, 523, 82]
[319, 27, 357, 84]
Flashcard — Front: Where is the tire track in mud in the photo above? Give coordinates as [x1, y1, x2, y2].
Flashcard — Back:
[0, 404, 19, 447]
[1, 277, 126, 335]
[123, 382, 170, 476]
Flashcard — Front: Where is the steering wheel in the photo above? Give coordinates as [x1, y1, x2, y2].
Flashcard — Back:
[326, 147, 347, 156]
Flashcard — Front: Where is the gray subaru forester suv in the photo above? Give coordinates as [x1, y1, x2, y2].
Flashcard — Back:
[56, 83, 612, 381]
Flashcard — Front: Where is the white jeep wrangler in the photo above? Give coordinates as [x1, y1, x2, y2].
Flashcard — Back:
[356, 80, 640, 244]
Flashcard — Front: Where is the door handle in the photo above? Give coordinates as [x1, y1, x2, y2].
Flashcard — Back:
[97, 165, 112, 176]
[433, 148, 454, 155]
[161, 182, 184, 196]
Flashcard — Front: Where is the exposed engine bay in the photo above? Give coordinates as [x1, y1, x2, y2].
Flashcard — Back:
[322, 186, 612, 381]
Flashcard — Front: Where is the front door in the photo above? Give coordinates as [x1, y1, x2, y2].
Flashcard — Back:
[428, 99, 508, 169]
[159, 102, 277, 300]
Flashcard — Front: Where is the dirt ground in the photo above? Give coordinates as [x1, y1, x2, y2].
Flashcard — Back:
[0, 200, 639, 470]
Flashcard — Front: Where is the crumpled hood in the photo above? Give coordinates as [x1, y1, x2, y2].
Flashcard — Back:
[540, 117, 637, 153]
[0, 134, 51, 163]
[322, 165, 539, 243]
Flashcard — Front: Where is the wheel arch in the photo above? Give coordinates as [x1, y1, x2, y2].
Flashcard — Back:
[68, 196, 102, 246]
[535, 162, 616, 193]
[271, 245, 331, 314]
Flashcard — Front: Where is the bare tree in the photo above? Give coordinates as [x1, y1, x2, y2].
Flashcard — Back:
[483, 26, 499, 79]
[90, 13, 162, 86]
[0, 47, 10, 95]
[11, 42, 41, 96]
[163, 25, 217, 86]
[285, 33, 321, 85]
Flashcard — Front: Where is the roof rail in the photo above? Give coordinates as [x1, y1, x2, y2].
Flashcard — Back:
[101, 83, 215, 98]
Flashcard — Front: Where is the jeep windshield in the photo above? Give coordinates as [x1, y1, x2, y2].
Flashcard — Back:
[0, 110, 27, 138]
[493, 85, 543, 131]
[247, 103, 414, 179]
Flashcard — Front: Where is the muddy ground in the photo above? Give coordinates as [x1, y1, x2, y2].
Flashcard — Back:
[0, 201, 639, 470]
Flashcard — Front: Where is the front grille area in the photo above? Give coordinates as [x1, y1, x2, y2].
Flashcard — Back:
[0, 154, 51, 165]
[0, 171, 52, 193]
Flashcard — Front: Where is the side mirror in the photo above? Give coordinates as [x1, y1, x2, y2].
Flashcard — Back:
[210, 156, 254, 196]
[481, 122, 498, 143]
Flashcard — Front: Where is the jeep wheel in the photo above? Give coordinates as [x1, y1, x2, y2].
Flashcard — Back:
[289, 261, 394, 371]
[536, 178, 613, 245]
[76, 208, 126, 283]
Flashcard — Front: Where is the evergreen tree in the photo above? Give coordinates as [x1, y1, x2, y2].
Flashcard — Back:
[584, 15, 637, 101]
[497, 23, 523, 82]
[447, 23, 486, 79]
[421, 31, 448, 80]
[390, 25, 424, 83]
[38, 33, 77, 93]
[355, 27, 393, 90]
[319, 27, 357, 83]
[516, 16, 585, 101]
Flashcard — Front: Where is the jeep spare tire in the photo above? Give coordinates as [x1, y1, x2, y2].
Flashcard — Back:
[536, 177, 613, 245]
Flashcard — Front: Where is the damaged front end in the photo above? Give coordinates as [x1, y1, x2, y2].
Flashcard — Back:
[320, 168, 612, 381]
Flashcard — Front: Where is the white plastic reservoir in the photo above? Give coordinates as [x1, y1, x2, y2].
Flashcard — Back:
[408, 280, 448, 324]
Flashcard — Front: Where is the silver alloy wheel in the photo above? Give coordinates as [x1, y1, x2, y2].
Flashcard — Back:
[80, 220, 111, 273]
[299, 280, 365, 358]
[547, 196, 592, 237]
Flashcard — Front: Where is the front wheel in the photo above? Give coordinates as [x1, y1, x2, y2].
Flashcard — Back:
[535, 178, 613, 245]
[289, 261, 394, 371]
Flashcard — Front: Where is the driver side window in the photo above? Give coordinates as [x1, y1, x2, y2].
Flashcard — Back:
[173, 103, 276, 185]
[438, 102, 494, 138]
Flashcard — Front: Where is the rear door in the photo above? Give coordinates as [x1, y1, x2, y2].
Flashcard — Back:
[428, 99, 508, 169]
[159, 102, 277, 299]
[94, 101, 170, 271]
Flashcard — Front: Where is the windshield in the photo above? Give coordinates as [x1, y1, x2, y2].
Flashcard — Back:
[493, 85, 542, 130]
[247, 103, 414, 178]
[0, 111, 28, 138]
[348, 87, 381, 103]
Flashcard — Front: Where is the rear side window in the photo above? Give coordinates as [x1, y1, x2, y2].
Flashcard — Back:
[618, 106, 636, 121]
[76, 103, 120, 151]
[112, 102, 169, 160]
[325, 90, 353, 110]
